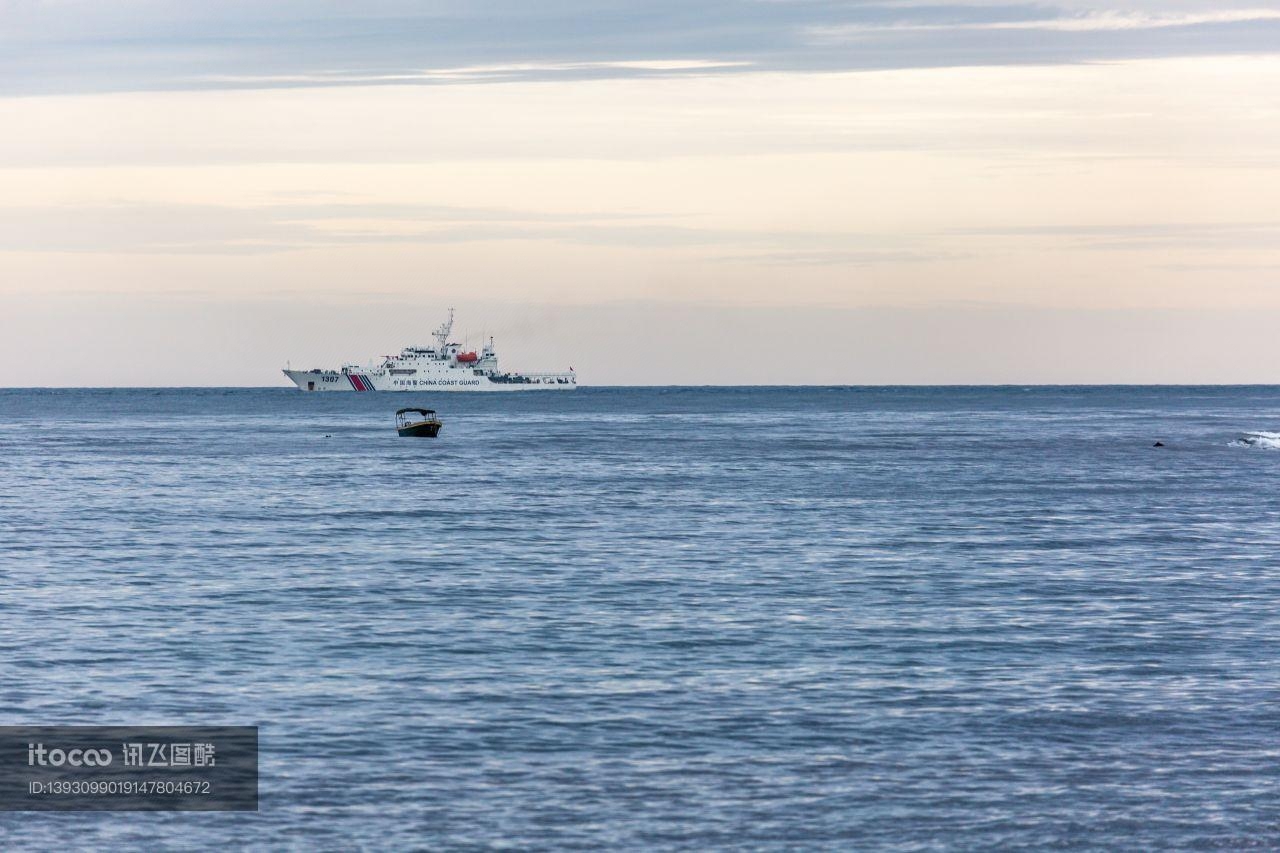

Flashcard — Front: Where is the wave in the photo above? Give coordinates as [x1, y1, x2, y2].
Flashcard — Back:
[1231, 431, 1280, 450]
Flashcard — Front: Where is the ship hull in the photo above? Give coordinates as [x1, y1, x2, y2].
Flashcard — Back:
[283, 369, 576, 392]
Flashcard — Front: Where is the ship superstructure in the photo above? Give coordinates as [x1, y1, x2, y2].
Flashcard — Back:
[282, 309, 577, 392]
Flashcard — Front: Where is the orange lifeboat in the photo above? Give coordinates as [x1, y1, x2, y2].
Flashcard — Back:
[456, 351, 479, 363]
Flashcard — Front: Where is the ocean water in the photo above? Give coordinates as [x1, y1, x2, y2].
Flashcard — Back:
[2, 386, 1279, 850]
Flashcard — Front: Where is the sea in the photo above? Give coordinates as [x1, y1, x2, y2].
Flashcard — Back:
[1, 386, 1278, 850]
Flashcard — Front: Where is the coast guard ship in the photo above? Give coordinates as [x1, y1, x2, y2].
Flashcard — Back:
[282, 309, 577, 392]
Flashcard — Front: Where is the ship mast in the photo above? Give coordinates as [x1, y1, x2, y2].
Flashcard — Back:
[432, 308, 455, 352]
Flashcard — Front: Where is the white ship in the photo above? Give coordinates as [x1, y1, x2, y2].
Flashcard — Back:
[283, 309, 577, 392]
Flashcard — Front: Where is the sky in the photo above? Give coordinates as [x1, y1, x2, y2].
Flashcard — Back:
[3, 1, 1280, 384]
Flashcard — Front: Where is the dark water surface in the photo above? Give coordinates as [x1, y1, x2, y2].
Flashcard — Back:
[2, 387, 1278, 849]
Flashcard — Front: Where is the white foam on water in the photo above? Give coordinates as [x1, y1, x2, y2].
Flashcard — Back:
[1231, 431, 1280, 450]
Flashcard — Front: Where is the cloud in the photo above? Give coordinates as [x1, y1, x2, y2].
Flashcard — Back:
[713, 249, 954, 266]
[0, 200, 908, 257]
[1011, 8, 1280, 31]
[949, 222, 1280, 251]
[3, 2, 1280, 94]
[809, 8, 1280, 39]
[3, 199, 1275, 267]
[195, 59, 754, 87]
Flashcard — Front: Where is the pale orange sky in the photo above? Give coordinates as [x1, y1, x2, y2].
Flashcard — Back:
[3, 12, 1280, 383]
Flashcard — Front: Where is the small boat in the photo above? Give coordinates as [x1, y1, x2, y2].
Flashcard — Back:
[396, 407, 443, 438]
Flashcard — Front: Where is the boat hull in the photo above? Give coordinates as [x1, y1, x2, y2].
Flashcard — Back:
[283, 369, 576, 392]
[397, 421, 442, 437]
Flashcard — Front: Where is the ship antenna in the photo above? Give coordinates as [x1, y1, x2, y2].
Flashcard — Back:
[433, 307, 454, 351]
